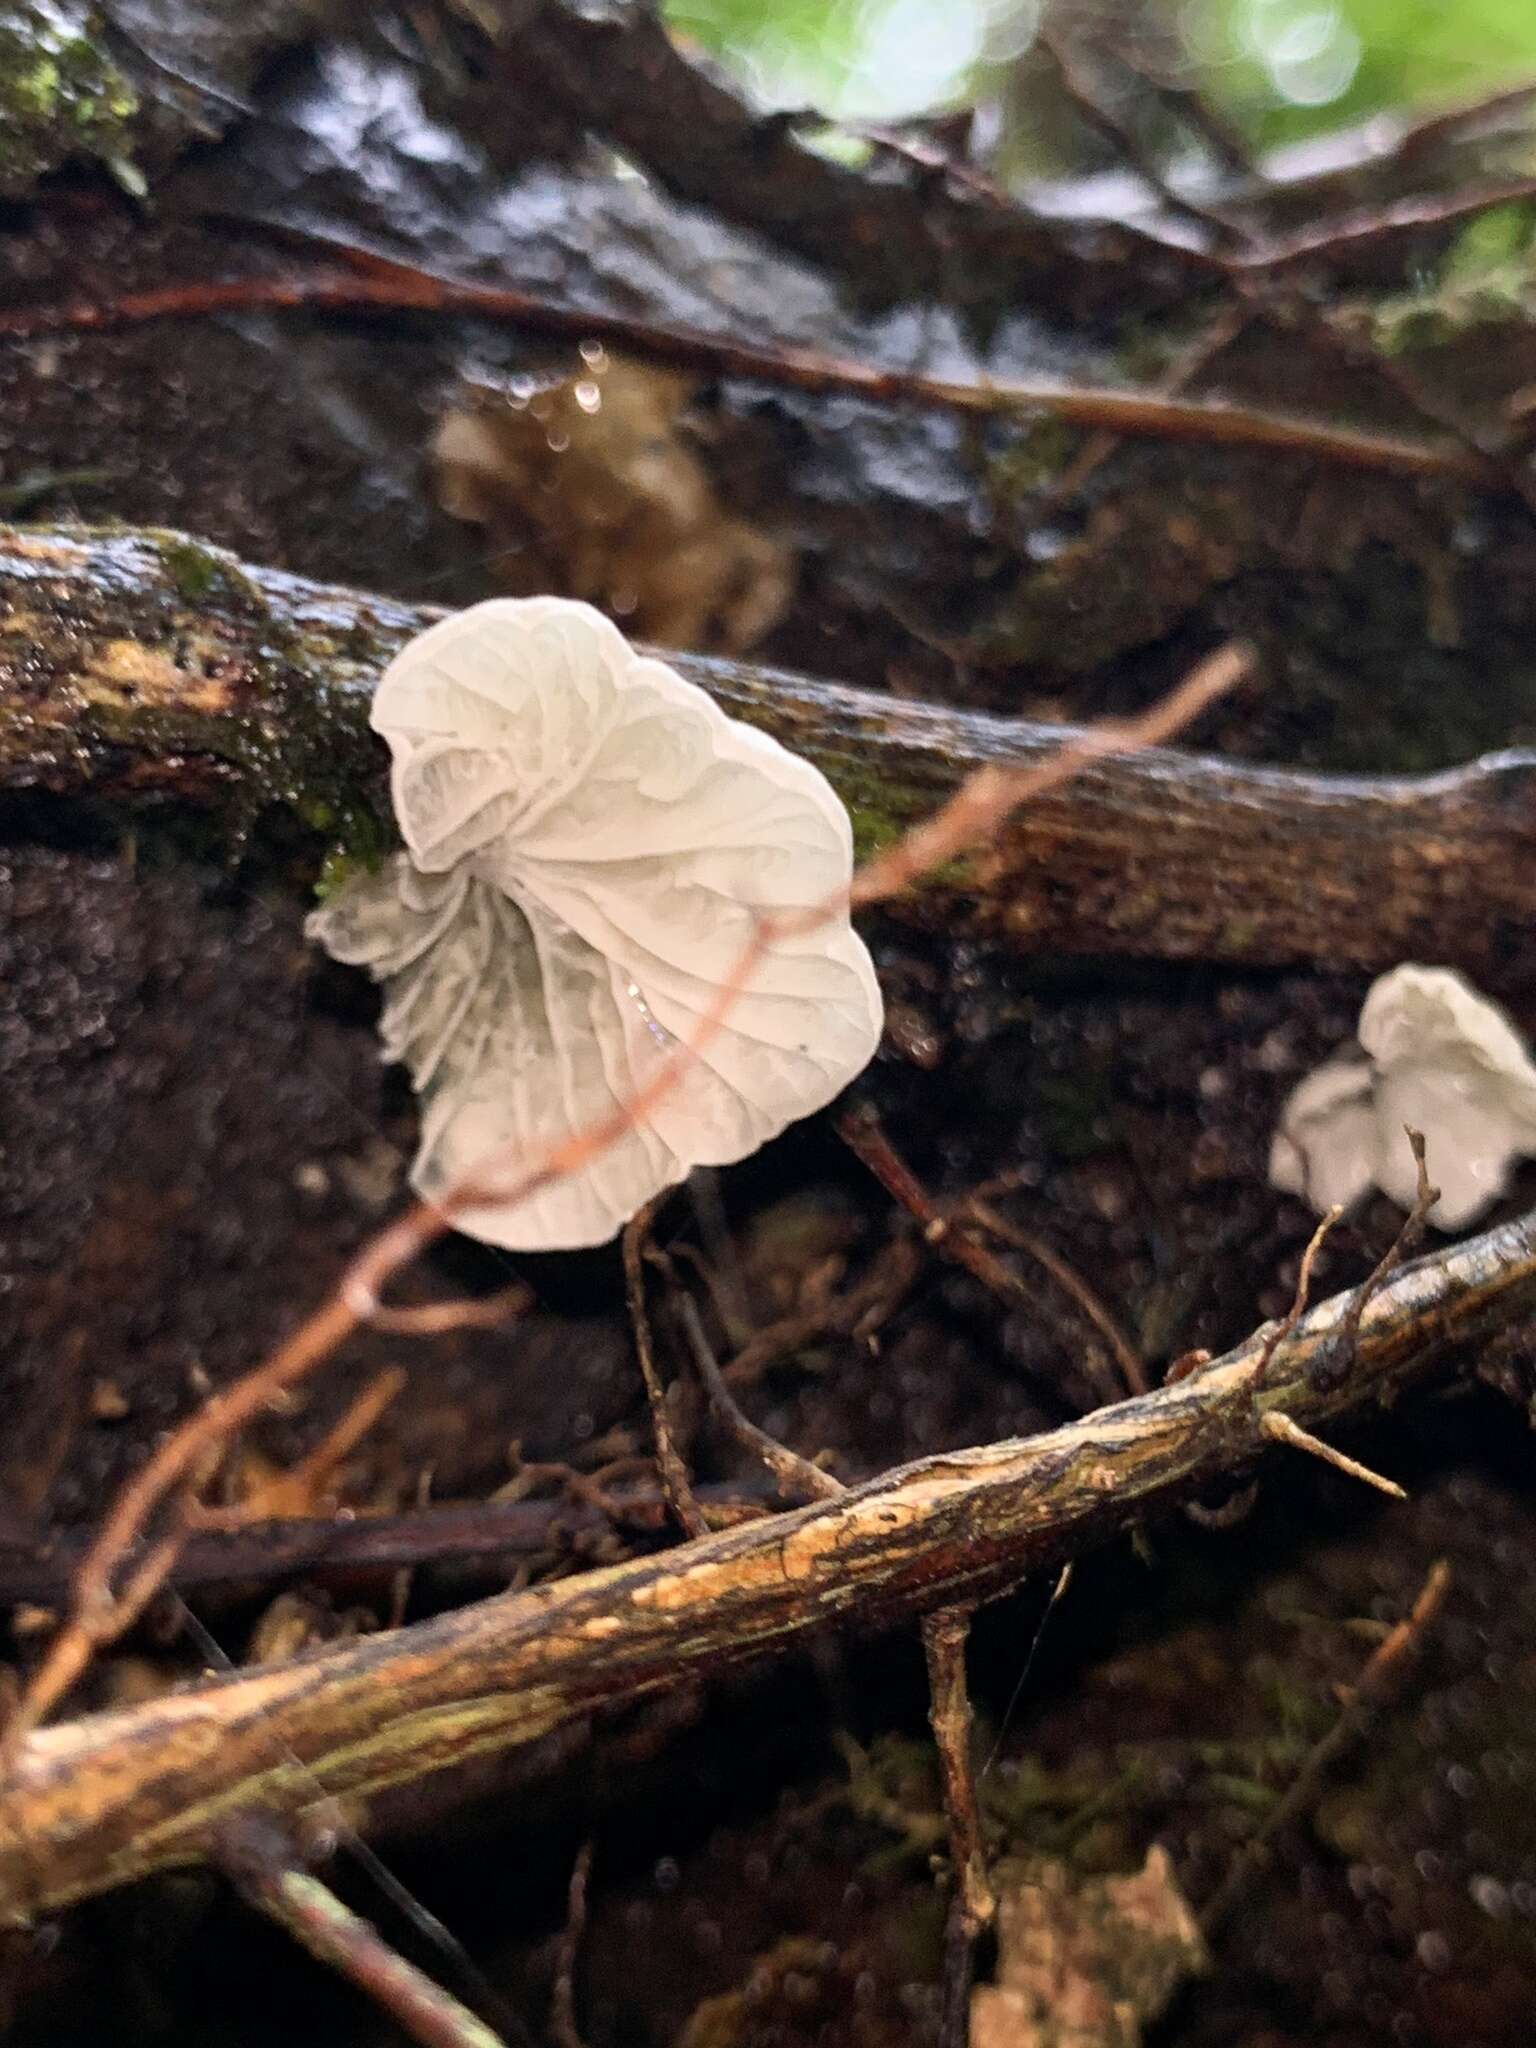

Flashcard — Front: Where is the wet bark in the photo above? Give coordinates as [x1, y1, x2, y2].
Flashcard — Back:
[5, 523, 1536, 984]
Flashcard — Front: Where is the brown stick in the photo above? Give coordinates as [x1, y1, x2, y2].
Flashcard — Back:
[0, 258, 1495, 490]
[9, 525, 1536, 987]
[548, 1840, 594, 2048]
[0, 1484, 779, 1609]
[0, 1210, 1530, 1922]
[922, 1605, 993, 2048]
[219, 1817, 506, 2048]
[622, 1214, 708, 1539]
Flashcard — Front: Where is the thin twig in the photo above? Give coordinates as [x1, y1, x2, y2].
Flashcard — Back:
[360, 1284, 533, 1337]
[1258, 1411, 1406, 1499]
[836, 1109, 1145, 1404]
[548, 1840, 593, 2048]
[673, 1295, 844, 1504]
[0, 254, 1500, 490]
[922, 1606, 993, 2048]
[193, 1367, 407, 1527]
[1202, 1559, 1452, 1934]
[846, 643, 1250, 911]
[219, 1817, 507, 2048]
[1336, 1128, 1438, 1375]
[1238, 173, 1536, 275]
[1253, 1207, 1342, 1390]
[966, 1198, 1147, 1398]
[622, 1211, 708, 1540]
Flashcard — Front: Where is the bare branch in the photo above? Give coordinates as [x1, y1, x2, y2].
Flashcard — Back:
[219, 1818, 506, 2048]
[0, 1211, 1529, 1922]
[623, 1212, 709, 1540]
[14, 527, 1536, 986]
[0, 261, 1498, 489]
[922, 1605, 993, 2048]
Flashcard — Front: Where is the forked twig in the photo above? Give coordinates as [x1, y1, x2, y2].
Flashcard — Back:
[837, 1108, 1145, 1401]
[192, 1367, 406, 1527]
[672, 1294, 843, 1505]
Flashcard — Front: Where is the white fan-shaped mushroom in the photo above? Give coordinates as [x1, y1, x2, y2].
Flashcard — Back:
[1268, 1053, 1375, 1215]
[308, 598, 883, 1250]
[1269, 964, 1536, 1230]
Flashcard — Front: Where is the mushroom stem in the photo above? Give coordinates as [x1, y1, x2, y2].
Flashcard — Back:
[9, 523, 1536, 984]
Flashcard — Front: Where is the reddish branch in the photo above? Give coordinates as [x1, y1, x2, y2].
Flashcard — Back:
[0, 253, 1501, 491]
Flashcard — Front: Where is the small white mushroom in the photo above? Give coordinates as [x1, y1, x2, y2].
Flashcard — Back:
[1269, 964, 1536, 1229]
[308, 598, 883, 1250]
[1268, 1052, 1376, 1216]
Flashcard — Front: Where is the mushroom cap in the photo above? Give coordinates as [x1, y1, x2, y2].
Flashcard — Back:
[1268, 1054, 1376, 1215]
[1270, 965, 1536, 1231]
[308, 598, 883, 1249]
[1360, 965, 1536, 1226]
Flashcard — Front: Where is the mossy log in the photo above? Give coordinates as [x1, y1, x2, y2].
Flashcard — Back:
[0, 1210, 1532, 1920]
[6, 524, 1536, 982]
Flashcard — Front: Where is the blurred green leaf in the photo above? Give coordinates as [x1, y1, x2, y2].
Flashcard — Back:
[1180, 0, 1536, 146]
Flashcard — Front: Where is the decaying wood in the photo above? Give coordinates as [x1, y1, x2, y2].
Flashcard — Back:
[6, 524, 1536, 983]
[1, 1211, 1532, 1923]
